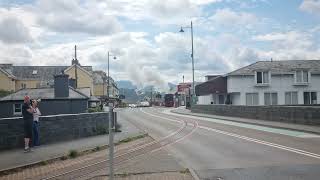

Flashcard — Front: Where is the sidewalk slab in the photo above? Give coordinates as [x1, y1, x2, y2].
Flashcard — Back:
[0, 117, 143, 171]
[171, 107, 320, 135]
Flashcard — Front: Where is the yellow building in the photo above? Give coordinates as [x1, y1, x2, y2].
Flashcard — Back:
[93, 71, 119, 99]
[0, 67, 16, 92]
[0, 63, 94, 95]
[64, 64, 94, 91]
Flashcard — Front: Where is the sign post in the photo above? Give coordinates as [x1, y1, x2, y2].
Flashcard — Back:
[108, 102, 114, 180]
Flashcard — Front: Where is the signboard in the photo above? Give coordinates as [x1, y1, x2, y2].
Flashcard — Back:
[177, 83, 191, 92]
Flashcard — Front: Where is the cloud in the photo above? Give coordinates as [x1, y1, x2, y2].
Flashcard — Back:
[253, 31, 313, 49]
[0, 16, 33, 44]
[35, 0, 122, 35]
[0, 44, 33, 65]
[299, 0, 320, 16]
[209, 8, 257, 27]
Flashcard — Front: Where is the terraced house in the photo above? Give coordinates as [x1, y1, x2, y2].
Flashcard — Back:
[196, 60, 320, 106]
[0, 59, 119, 100]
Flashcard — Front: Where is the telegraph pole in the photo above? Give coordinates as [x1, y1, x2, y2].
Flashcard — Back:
[107, 51, 114, 180]
[74, 45, 78, 88]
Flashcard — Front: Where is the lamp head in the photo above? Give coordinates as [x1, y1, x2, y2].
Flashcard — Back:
[179, 27, 184, 33]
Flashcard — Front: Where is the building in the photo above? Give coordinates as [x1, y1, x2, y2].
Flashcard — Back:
[0, 63, 93, 92]
[196, 60, 320, 106]
[0, 74, 89, 118]
[92, 71, 119, 100]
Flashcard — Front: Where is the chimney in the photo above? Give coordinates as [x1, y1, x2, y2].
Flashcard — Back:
[54, 74, 69, 98]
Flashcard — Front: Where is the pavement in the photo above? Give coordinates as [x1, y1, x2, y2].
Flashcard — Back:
[1, 136, 194, 180]
[172, 107, 320, 135]
[0, 115, 143, 172]
[122, 107, 320, 180]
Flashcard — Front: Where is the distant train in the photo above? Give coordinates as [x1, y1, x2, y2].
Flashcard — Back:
[164, 94, 174, 107]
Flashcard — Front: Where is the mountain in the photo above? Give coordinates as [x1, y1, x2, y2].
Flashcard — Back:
[116, 80, 137, 89]
[168, 82, 176, 91]
[119, 88, 139, 103]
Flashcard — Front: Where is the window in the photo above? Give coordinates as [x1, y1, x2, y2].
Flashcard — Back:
[256, 71, 269, 84]
[13, 104, 22, 115]
[304, 92, 317, 105]
[285, 92, 298, 105]
[295, 70, 309, 83]
[264, 92, 278, 105]
[21, 83, 26, 89]
[246, 93, 259, 106]
[32, 70, 37, 75]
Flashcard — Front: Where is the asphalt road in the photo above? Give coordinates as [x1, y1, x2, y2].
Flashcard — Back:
[119, 107, 320, 180]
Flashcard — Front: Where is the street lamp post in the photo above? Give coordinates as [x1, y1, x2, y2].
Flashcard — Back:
[179, 21, 195, 106]
[107, 51, 116, 180]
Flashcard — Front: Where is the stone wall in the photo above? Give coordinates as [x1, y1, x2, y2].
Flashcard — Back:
[192, 105, 320, 125]
[0, 112, 109, 150]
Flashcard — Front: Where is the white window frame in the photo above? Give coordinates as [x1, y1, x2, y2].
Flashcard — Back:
[13, 103, 22, 115]
[304, 91, 317, 105]
[255, 71, 270, 85]
[246, 93, 259, 106]
[264, 92, 278, 105]
[295, 70, 309, 84]
[285, 91, 298, 105]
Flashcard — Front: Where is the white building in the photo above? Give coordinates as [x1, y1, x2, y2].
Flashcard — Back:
[197, 60, 320, 106]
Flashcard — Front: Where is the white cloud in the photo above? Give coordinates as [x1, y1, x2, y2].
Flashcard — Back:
[0, 16, 32, 44]
[35, 0, 122, 35]
[300, 0, 320, 16]
[209, 8, 257, 27]
[253, 31, 313, 49]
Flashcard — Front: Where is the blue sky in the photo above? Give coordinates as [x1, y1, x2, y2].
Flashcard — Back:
[0, 0, 319, 89]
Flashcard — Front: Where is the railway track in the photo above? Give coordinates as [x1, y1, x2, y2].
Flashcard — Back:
[35, 108, 197, 180]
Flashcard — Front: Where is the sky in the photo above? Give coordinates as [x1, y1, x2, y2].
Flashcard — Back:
[0, 0, 320, 90]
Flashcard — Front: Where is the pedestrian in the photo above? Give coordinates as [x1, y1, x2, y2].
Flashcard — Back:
[32, 99, 41, 147]
[22, 96, 33, 152]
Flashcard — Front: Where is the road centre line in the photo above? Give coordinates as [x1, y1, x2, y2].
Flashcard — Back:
[140, 108, 320, 160]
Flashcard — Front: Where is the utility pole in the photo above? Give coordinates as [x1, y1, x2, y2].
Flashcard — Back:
[74, 45, 78, 89]
[150, 86, 153, 106]
[183, 75, 185, 83]
[107, 51, 115, 180]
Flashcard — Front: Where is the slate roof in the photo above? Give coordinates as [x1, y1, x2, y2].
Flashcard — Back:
[0, 64, 93, 88]
[195, 76, 227, 96]
[0, 88, 89, 101]
[227, 60, 320, 76]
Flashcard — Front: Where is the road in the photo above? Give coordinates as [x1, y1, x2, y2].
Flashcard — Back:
[119, 107, 320, 180]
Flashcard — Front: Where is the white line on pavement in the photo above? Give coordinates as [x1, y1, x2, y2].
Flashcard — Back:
[141, 108, 320, 160]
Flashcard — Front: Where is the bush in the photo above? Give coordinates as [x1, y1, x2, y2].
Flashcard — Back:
[0, 90, 12, 98]
[88, 106, 103, 113]
[96, 125, 108, 135]
[68, 150, 78, 158]
[60, 156, 68, 160]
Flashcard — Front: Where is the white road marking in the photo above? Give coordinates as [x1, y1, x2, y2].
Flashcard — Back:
[163, 109, 320, 138]
[140, 108, 320, 160]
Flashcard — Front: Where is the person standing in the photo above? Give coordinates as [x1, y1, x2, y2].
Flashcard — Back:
[22, 96, 33, 152]
[32, 99, 41, 147]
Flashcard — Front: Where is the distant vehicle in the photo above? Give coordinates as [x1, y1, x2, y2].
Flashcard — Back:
[128, 104, 137, 108]
[164, 94, 174, 107]
[140, 101, 150, 107]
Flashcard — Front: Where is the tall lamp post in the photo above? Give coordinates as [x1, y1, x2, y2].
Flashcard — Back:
[179, 21, 195, 106]
[107, 51, 116, 180]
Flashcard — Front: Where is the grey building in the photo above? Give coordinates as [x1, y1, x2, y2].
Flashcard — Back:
[0, 74, 89, 118]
